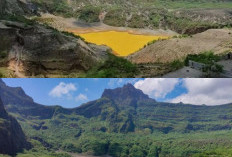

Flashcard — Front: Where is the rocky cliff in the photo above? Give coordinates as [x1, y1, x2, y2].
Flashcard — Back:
[101, 83, 152, 107]
[0, 19, 107, 77]
[0, 97, 31, 155]
[0, 0, 108, 77]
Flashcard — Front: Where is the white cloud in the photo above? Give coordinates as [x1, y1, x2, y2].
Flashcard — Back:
[170, 79, 232, 105]
[108, 79, 123, 87]
[75, 94, 88, 102]
[134, 78, 179, 98]
[108, 78, 140, 88]
[49, 82, 77, 98]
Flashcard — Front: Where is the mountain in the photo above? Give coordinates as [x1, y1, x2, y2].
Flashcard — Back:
[1, 79, 232, 133]
[0, 79, 70, 119]
[0, 97, 30, 155]
[101, 83, 151, 106]
[1, 79, 232, 156]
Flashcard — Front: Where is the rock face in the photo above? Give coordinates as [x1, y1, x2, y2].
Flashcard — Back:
[102, 83, 151, 106]
[0, 97, 31, 155]
[0, 0, 35, 16]
[0, 0, 107, 77]
[0, 20, 105, 76]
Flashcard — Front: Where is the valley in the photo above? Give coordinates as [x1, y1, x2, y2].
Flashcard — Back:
[1, 79, 232, 156]
[0, 0, 232, 77]
[36, 13, 174, 56]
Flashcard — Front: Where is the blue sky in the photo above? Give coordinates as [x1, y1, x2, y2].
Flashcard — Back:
[2, 78, 232, 108]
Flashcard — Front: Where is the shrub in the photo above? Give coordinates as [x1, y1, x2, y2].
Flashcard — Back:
[86, 53, 138, 78]
[62, 143, 82, 153]
[129, 145, 144, 157]
[91, 140, 109, 156]
[103, 8, 126, 27]
[185, 51, 220, 65]
[170, 60, 184, 70]
[78, 6, 101, 23]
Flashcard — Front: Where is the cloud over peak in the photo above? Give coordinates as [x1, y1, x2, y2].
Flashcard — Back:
[49, 82, 77, 98]
[134, 78, 179, 99]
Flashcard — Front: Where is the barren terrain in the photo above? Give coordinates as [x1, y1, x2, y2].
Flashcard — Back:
[128, 29, 232, 64]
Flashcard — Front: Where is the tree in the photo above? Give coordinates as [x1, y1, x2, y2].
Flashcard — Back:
[109, 143, 122, 157]
[91, 140, 108, 156]
[148, 144, 160, 157]
[129, 145, 144, 157]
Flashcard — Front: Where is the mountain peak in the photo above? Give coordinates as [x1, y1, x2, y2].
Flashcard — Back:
[101, 83, 150, 103]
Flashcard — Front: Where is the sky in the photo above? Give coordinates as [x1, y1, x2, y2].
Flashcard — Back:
[2, 78, 232, 108]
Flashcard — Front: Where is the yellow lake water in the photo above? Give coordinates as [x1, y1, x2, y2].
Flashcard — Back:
[73, 31, 169, 56]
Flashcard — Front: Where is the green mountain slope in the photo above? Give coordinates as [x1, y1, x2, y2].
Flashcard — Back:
[0, 97, 30, 156]
[1, 79, 232, 156]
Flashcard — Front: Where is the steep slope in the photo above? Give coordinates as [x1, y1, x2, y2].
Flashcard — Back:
[0, 97, 30, 155]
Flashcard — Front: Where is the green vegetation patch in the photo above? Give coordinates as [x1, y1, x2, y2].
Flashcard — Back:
[185, 51, 220, 65]
[78, 6, 101, 23]
[103, 8, 127, 27]
[31, 0, 73, 17]
[127, 14, 146, 28]
[86, 53, 138, 78]
[185, 51, 224, 73]
[0, 15, 35, 26]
